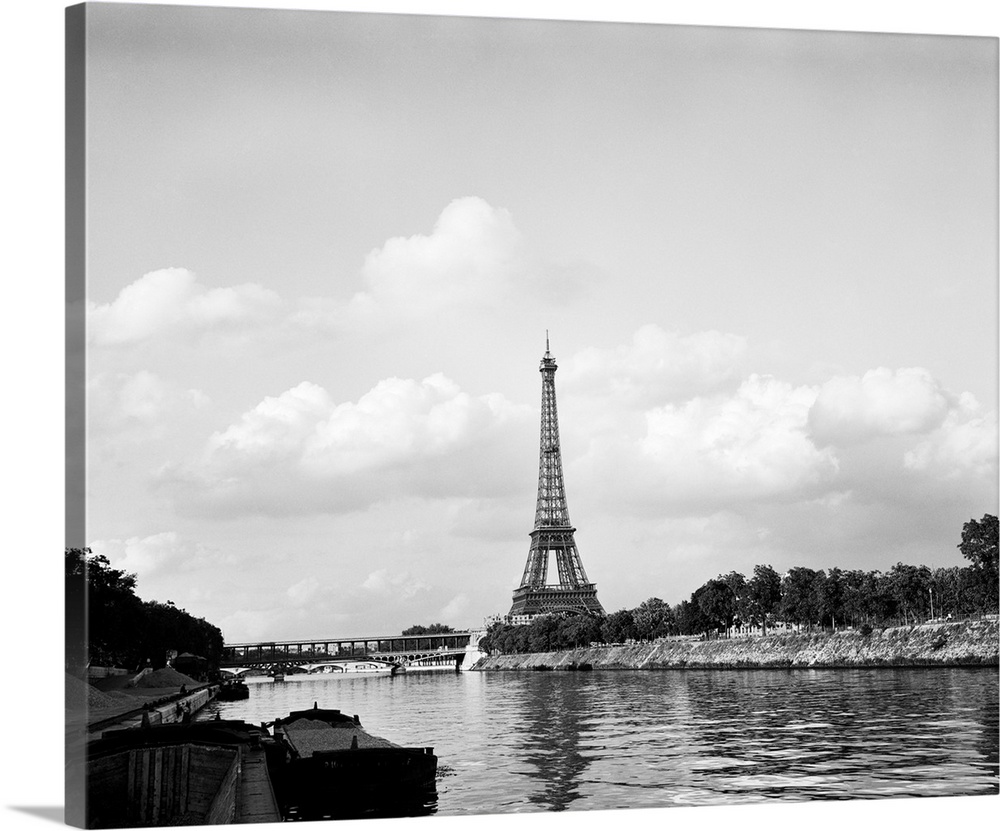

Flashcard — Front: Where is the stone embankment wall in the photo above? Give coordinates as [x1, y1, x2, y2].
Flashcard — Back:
[150, 686, 217, 725]
[474, 619, 999, 671]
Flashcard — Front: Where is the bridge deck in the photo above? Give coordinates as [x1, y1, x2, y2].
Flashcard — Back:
[223, 648, 469, 672]
[224, 631, 475, 665]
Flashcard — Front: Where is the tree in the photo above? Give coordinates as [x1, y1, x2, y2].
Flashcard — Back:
[673, 600, 710, 636]
[696, 576, 741, 636]
[479, 621, 531, 655]
[959, 514, 999, 612]
[66, 547, 224, 672]
[814, 568, 846, 630]
[721, 570, 747, 600]
[741, 564, 782, 635]
[780, 567, 819, 629]
[887, 562, 931, 624]
[931, 566, 960, 618]
[527, 615, 562, 653]
[601, 609, 638, 643]
[69, 548, 144, 667]
[138, 600, 224, 672]
[632, 597, 675, 640]
[402, 623, 455, 636]
[477, 621, 504, 654]
[563, 615, 603, 648]
[841, 570, 873, 627]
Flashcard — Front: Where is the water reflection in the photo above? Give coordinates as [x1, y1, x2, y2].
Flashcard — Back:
[510, 674, 593, 810]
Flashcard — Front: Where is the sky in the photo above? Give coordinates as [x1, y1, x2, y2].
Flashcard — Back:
[74, 1, 998, 644]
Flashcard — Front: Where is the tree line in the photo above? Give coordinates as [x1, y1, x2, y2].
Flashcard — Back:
[480, 514, 998, 655]
[401, 623, 456, 636]
[65, 547, 225, 673]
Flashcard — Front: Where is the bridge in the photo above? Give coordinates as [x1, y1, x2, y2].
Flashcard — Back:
[221, 631, 476, 674]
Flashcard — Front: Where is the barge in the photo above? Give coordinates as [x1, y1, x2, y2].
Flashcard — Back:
[216, 678, 250, 701]
[268, 703, 438, 819]
[215, 678, 250, 701]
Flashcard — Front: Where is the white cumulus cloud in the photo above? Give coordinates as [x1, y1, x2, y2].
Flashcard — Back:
[563, 324, 747, 405]
[87, 370, 210, 450]
[641, 375, 838, 498]
[89, 370, 209, 420]
[286, 576, 322, 606]
[88, 267, 283, 346]
[159, 373, 532, 516]
[576, 374, 838, 514]
[304, 374, 517, 476]
[208, 381, 333, 462]
[808, 367, 952, 446]
[903, 392, 998, 478]
[357, 197, 523, 309]
[362, 568, 431, 599]
[336, 197, 562, 327]
[90, 531, 230, 576]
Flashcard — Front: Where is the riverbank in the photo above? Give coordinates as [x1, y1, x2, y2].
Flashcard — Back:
[473, 618, 999, 670]
[66, 666, 216, 730]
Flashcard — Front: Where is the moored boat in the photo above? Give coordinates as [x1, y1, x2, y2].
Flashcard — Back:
[266, 703, 437, 819]
[216, 678, 251, 700]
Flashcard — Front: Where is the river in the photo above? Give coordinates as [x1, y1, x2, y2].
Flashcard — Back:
[196, 667, 998, 816]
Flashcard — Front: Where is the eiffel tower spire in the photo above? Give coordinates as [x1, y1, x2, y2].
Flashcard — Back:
[509, 336, 604, 619]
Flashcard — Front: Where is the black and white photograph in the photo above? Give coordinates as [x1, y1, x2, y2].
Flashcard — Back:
[3, 2, 998, 831]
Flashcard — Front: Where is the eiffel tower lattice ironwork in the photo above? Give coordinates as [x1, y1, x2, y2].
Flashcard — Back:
[509, 335, 605, 619]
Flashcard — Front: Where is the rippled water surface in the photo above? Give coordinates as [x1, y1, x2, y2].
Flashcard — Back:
[198, 668, 998, 814]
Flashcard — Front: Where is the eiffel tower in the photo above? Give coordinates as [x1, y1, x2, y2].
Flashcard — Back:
[509, 335, 605, 619]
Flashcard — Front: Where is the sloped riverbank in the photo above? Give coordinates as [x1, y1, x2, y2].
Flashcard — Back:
[473, 619, 999, 670]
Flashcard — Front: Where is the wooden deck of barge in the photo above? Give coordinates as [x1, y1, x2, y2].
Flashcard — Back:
[236, 745, 281, 824]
